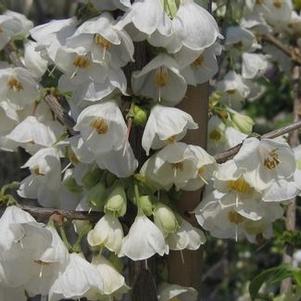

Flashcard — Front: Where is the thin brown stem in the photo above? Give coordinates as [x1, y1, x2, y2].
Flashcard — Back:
[281, 65, 301, 294]
[215, 120, 301, 163]
[263, 34, 301, 65]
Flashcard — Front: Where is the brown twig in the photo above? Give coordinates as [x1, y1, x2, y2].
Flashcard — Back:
[281, 65, 301, 294]
[0, 205, 103, 222]
[263, 34, 301, 65]
[214, 119, 301, 163]
[44, 93, 77, 135]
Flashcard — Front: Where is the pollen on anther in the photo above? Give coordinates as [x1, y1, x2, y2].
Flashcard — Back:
[90, 118, 109, 135]
[7, 77, 23, 92]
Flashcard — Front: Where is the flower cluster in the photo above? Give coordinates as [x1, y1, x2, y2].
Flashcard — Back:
[0, 0, 300, 300]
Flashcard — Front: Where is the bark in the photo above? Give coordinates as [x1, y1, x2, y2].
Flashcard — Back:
[168, 84, 209, 292]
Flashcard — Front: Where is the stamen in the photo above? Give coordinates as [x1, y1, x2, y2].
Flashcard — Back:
[263, 149, 280, 170]
[7, 77, 23, 92]
[227, 177, 252, 194]
[192, 55, 204, 67]
[95, 34, 112, 60]
[90, 118, 109, 135]
[171, 162, 184, 177]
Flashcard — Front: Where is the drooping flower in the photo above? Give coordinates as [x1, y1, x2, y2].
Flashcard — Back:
[132, 54, 187, 105]
[74, 100, 127, 155]
[158, 283, 198, 301]
[233, 137, 297, 201]
[87, 214, 124, 254]
[48, 253, 104, 301]
[142, 104, 198, 155]
[119, 211, 169, 261]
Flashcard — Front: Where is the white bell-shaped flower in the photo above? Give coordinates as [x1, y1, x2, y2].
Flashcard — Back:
[225, 26, 257, 53]
[181, 144, 216, 191]
[0, 10, 33, 50]
[87, 214, 124, 254]
[67, 12, 134, 67]
[216, 71, 250, 109]
[48, 252, 104, 301]
[132, 54, 187, 105]
[142, 104, 198, 155]
[95, 141, 138, 178]
[242, 53, 269, 79]
[30, 17, 77, 64]
[166, 218, 206, 251]
[0, 67, 40, 110]
[6, 116, 65, 154]
[293, 145, 301, 192]
[0, 206, 35, 252]
[248, 0, 293, 29]
[119, 211, 169, 261]
[24, 41, 48, 79]
[233, 137, 297, 201]
[141, 142, 198, 191]
[89, 255, 127, 296]
[154, 0, 220, 53]
[25, 226, 70, 297]
[158, 283, 198, 301]
[115, 0, 172, 41]
[180, 45, 219, 85]
[207, 115, 248, 155]
[74, 100, 127, 155]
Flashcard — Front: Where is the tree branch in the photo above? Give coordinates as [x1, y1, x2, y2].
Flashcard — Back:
[0, 204, 103, 222]
[214, 120, 301, 163]
[262, 34, 301, 65]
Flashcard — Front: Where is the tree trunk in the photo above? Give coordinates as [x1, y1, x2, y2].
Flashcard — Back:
[168, 84, 210, 292]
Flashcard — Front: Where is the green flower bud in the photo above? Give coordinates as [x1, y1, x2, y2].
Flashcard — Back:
[104, 185, 127, 217]
[153, 203, 179, 235]
[82, 168, 103, 189]
[139, 195, 154, 216]
[296, 159, 301, 170]
[132, 104, 148, 126]
[229, 110, 254, 134]
[160, 0, 180, 18]
[63, 176, 82, 193]
[294, 0, 301, 10]
[86, 182, 106, 209]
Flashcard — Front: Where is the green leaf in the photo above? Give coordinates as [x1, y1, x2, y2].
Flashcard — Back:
[249, 265, 293, 300]
[292, 270, 301, 287]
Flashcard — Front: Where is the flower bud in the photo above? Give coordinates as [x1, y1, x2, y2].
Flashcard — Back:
[153, 203, 179, 236]
[132, 104, 148, 126]
[63, 176, 82, 194]
[229, 110, 254, 134]
[104, 185, 127, 217]
[82, 168, 103, 189]
[139, 195, 154, 216]
[86, 182, 106, 209]
[160, 0, 180, 18]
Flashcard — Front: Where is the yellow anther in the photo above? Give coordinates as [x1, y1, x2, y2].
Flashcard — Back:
[154, 67, 169, 87]
[73, 55, 90, 69]
[273, 0, 283, 8]
[90, 118, 109, 135]
[263, 149, 280, 170]
[7, 77, 23, 92]
[227, 177, 252, 193]
[95, 34, 112, 50]
[192, 55, 204, 67]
